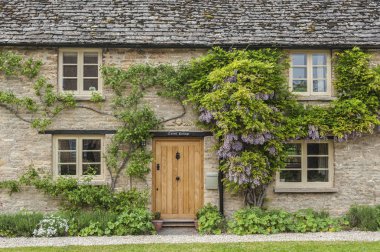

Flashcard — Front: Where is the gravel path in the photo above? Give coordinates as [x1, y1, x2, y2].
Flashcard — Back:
[0, 231, 379, 248]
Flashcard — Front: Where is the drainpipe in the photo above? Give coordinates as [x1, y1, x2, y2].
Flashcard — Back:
[218, 163, 224, 216]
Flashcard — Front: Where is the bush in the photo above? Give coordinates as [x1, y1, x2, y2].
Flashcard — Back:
[0, 212, 44, 237]
[33, 215, 69, 237]
[227, 208, 343, 235]
[346, 205, 380, 231]
[59, 210, 118, 236]
[105, 208, 155, 235]
[196, 204, 225, 234]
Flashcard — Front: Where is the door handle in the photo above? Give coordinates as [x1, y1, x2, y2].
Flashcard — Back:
[156, 164, 160, 170]
[176, 176, 180, 181]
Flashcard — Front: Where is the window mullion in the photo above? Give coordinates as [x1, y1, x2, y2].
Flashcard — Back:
[78, 52, 84, 95]
[302, 143, 307, 184]
[308, 54, 312, 96]
[78, 137, 81, 177]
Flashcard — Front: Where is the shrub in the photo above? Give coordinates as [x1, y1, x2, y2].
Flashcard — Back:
[196, 204, 225, 234]
[0, 212, 44, 237]
[59, 210, 118, 236]
[228, 207, 343, 235]
[33, 215, 69, 237]
[346, 205, 380, 231]
[105, 208, 155, 235]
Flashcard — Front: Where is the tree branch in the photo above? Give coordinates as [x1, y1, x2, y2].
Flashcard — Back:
[160, 102, 187, 123]
[75, 104, 114, 116]
[0, 104, 33, 124]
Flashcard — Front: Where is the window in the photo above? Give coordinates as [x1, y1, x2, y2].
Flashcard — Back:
[53, 135, 104, 179]
[276, 141, 334, 188]
[289, 51, 331, 96]
[59, 49, 102, 96]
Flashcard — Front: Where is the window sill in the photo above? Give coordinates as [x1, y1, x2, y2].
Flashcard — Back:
[296, 96, 337, 101]
[274, 188, 338, 193]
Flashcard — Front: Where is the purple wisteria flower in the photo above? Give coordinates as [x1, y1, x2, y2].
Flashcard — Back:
[308, 125, 320, 140]
[198, 108, 214, 123]
[268, 146, 277, 155]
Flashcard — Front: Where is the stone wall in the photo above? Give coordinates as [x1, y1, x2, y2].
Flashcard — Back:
[0, 47, 379, 216]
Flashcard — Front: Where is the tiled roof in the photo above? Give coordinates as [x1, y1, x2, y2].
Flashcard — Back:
[0, 0, 379, 48]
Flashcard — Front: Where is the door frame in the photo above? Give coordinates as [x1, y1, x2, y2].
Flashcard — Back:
[152, 137, 204, 219]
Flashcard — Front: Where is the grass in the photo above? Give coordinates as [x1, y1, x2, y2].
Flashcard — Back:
[0, 242, 379, 252]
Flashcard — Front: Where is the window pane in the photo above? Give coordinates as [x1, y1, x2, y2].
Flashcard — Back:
[84, 53, 98, 64]
[83, 139, 101, 150]
[307, 143, 328, 155]
[280, 170, 301, 182]
[59, 164, 76, 175]
[63, 53, 77, 64]
[285, 157, 302, 169]
[293, 80, 307, 92]
[84, 65, 98, 77]
[312, 54, 326, 65]
[63, 79, 77, 91]
[313, 67, 327, 79]
[308, 157, 328, 169]
[285, 144, 301, 155]
[83, 79, 98, 91]
[58, 139, 76, 150]
[59, 152, 76, 163]
[63, 65, 77, 77]
[83, 164, 101, 175]
[292, 54, 306, 65]
[308, 170, 328, 182]
[82, 152, 101, 163]
[293, 67, 307, 79]
[313, 80, 327, 92]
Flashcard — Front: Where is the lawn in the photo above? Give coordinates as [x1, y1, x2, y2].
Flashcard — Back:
[0, 242, 379, 252]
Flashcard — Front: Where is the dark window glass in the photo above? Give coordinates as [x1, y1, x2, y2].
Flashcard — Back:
[83, 79, 98, 91]
[63, 79, 77, 91]
[307, 143, 328, 155]
[308, 157, 328, 169]
[63, 65, 77, 77]
[308, 170, 328, 182]
[82, 152, 101, 163]
[83, 139, 101, 150]
[58, 139, 76, 150]
[63, 53, 77, 64]
[280, 170, 301, 182]
[84, 65, 98, 77]
[59, 164, 76, 175]
[84, 53, 98, 64]
[59, 152, 76, 163]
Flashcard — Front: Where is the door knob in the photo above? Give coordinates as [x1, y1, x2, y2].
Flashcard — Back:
[176, 176, 180, 181]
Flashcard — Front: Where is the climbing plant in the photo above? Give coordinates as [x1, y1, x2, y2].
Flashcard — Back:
[1, 47, 380, 209]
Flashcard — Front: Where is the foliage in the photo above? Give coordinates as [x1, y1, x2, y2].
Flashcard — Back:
[33, 215, 69, 237]
[2, 168, 149, 212]
[196, 203, 225, 234]
[0, 212, 44, 237]
[60, 210, 118, 236]
[0, 50, 42, 78]
[101, 64, 163, 189]
[104, 208, 155, 235]
[346, 205, 380, 231]
[227, 208, 344, 235]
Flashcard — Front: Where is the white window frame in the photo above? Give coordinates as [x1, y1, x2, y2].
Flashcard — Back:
[53, 135, 105, 181]
[58, 48, 103, 97]
[289, 50, 332, 96]
[276, 140, 334, 189]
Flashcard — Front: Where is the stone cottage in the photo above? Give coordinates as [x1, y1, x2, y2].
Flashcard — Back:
[0, 0, 380, 218]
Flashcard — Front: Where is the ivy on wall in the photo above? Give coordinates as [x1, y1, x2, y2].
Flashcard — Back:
[1, 47, 380, 208]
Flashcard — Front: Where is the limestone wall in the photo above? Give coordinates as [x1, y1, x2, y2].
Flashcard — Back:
[0, 46, 379, 216]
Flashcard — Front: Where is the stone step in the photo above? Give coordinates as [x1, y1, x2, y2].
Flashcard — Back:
[162, 219, 196, 227]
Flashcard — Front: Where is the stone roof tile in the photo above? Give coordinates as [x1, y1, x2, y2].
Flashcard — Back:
[0, 0, 379, 47]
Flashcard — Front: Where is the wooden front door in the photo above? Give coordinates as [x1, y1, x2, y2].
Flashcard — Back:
[153, 138, 204, 219]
